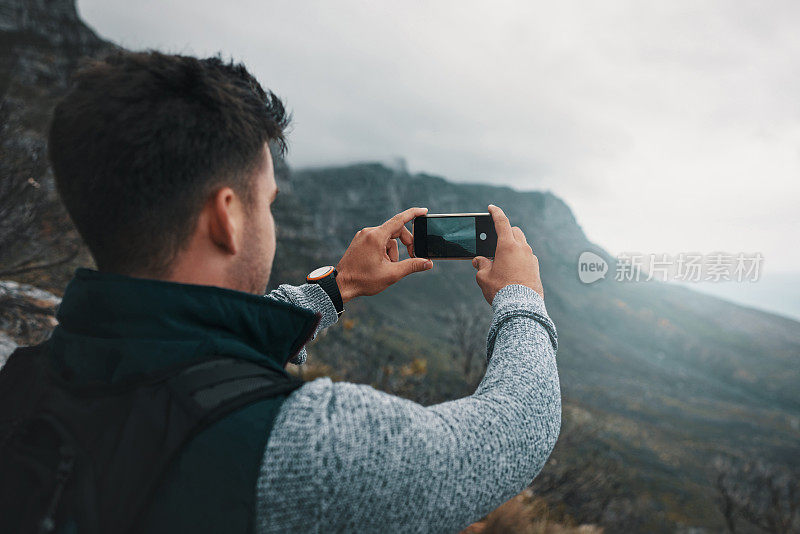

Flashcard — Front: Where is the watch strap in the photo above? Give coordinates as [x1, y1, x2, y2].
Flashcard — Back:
[314, 272, 344, 316]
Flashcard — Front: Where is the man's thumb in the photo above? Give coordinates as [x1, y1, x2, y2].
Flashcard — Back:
[396, 257, 433, 277]
[473, 256, 491, 270]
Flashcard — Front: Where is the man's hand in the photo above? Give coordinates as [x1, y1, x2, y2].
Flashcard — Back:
[335, 207, 434, 303]
[472, 204, 544, 304]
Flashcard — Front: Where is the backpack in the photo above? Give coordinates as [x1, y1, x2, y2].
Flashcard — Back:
[0, 342, 304, 534]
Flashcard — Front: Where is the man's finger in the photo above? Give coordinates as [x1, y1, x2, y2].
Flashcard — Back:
[387, 238, 399, 262]
[397, 225, 414, 257]
[392, 257, 433, 279]
[396, 224, 413, 246]
[512, 226, 525, 244]
[472, 256, 492, 271]
[488, 204, 513, 241]
[380, 207, 428, 238]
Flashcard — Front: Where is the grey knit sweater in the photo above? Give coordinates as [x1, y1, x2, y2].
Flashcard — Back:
[260, 282, 561, 533]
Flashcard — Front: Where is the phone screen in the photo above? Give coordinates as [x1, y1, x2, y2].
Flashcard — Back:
[427, 217, 477, 256]
[413, 214, 497, 259]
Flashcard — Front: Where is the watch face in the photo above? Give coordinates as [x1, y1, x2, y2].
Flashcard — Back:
[308, 265, 334, 280]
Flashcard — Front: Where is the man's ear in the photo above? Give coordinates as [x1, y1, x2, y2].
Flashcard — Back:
[207, 186, 240, 255]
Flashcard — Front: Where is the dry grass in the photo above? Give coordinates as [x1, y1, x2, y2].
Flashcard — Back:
[461, 491, 603, 534]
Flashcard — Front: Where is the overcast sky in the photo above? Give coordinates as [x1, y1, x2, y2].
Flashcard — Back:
[78, 0, 800, 274]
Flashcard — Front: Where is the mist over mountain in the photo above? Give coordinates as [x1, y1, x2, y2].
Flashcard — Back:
[678, 274, 800, 323]
[2, 1, 798, 531]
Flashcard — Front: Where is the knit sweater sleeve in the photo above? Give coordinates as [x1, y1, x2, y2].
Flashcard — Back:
[255, 283, 561, 533]
[264, 283, 339, 365]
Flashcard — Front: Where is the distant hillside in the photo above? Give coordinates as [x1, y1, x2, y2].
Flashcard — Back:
[274, 162, 800, 531]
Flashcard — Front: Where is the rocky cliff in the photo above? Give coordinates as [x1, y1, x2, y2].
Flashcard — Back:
[0, 0, 113, 288]
[284, 161, 800, 530]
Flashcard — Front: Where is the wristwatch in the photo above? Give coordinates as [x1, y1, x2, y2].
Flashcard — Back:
[306, 265, 345, 317]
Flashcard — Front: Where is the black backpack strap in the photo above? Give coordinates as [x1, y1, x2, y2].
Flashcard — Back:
[125, 357, 305, 534]
[169, 357, 304, 412]
[0, 346, 306, 534]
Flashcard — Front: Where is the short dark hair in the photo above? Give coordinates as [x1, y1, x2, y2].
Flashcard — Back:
[48, 50, 291, 275]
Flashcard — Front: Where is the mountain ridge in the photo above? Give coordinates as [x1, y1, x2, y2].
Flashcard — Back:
[275, 159, 799, 529]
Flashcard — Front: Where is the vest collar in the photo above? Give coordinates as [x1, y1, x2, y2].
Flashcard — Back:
[54, 268, 321, 372]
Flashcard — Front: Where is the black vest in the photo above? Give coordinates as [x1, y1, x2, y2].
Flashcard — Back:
[30, 268, 320, 533]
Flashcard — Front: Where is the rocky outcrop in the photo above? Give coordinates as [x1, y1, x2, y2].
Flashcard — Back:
[0, 0, 115, 290]
[0, 0, 115, 132]
[0, 279, 60, 363]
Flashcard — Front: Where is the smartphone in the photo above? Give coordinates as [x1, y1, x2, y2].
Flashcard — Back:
[412, 213, 497, 259]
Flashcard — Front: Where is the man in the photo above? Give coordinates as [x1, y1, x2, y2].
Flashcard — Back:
[39, 50, 560, 532]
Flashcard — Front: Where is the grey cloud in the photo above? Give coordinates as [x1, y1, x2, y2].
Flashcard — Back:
[78, 0, 800, 270]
